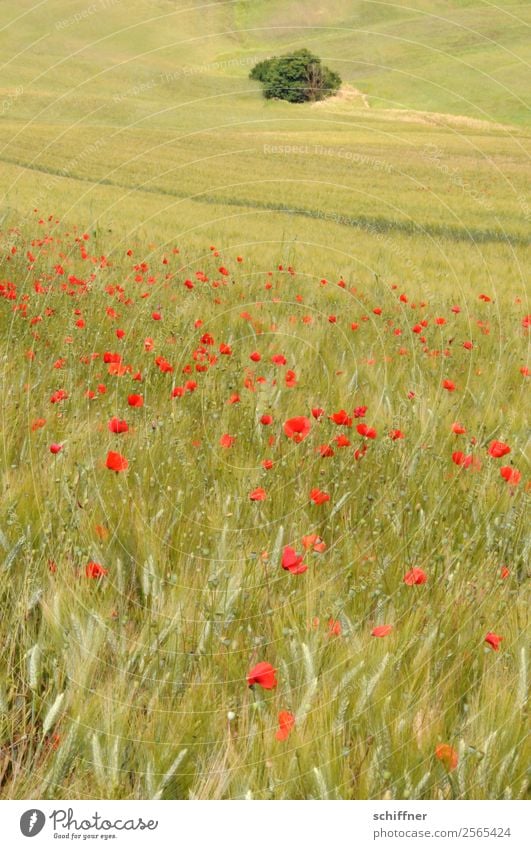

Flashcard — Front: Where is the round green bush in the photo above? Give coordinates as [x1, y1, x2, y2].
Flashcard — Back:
[250, 49, 341, 103]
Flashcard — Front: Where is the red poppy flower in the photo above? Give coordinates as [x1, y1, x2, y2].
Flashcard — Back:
[330, 409, 352, 427]
[463, 341, 473, 350]
[155, 355, 173, 373]
[301, 534, 326, 552]
[249, 487, 266, 501]
[285, 370, 297, 387]
[442, 379, 456, 391]
[312, 407, 324, 419]
[357, 423, 377, 439]
[85, 562, 108, 579]
[271, 354, 287, 365]
[488, 440, 510, 458]
[317, 444, 334, 457]
[128, 394, 143, 407]
[260, 414, 273, 425]
[219, 433, 235, 448]
[49, 443, 62, 454]
[106, 451, 128, 472]
[389, 429, 405, 440]
[250, 351, 261, 362]
[435, 744, 458, 771]
[404, 567, 427, 585]
[327, 618, 342, 637]
[108, 417, 128, 434]
[284, 416, 311, 442]
[247, 661, 277, 689]
[50, 389, 68, 404]
[281, 546, 307, 575]
[261, 459, 274, 470]
[500, 565, 510, 580]
[353, 406, 367, 418]
[275, 710, 295, 741]
[452, 451, 473, 468]
[335, 434, 351, 447]
[485, 632, 503, 651]
[309, 488, 329, 505]
[372, 625, 393, 637]
[500, 466, 521, 485]
[452, 422, 466, 434]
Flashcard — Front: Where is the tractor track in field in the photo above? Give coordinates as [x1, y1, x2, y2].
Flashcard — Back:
[0, 153, 528, 247]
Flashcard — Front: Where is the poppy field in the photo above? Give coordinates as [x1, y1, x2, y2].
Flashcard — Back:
[0, 209, 529, 800]
[0, 0, 530, 803]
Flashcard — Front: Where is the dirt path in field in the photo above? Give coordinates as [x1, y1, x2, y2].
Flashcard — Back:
[312, 85, 516, 132]
[366, 107, 515, 132]
[312, 84, 371, 109]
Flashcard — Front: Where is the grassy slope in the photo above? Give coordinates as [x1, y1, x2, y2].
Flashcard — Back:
[1, 0, 530, 123]
[0, 2, 529, 255]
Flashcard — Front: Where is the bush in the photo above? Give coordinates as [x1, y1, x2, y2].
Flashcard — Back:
[250, 49, 341, 103]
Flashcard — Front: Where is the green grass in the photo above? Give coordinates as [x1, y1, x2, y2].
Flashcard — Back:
[0, 0, 529, 800]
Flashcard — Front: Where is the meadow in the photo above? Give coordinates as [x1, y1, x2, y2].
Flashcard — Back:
[0, 0, 529, 800]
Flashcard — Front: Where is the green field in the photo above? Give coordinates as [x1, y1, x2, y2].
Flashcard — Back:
[0, 0, 529, 800]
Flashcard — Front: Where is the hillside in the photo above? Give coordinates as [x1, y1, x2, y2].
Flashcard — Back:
[1, 1, 530, 124]
[0, 2, 529, 276]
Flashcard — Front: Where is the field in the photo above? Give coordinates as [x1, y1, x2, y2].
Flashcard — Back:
[0, 0, 529, 800]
